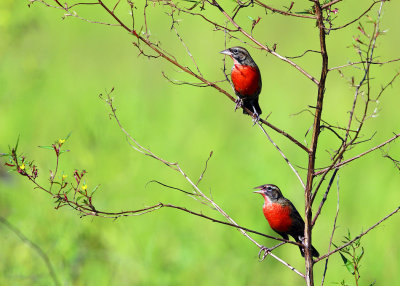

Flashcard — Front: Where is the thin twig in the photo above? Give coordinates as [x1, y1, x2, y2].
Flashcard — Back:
[258, 123, 306, 189]
[197, 151, 213, 186]
[314, 133, 400, 176]
[312, 169, 339, 226]
[254, 0, 316, 19]
[326, 1, 381, 31]
[320, 174, 340, 286]
[321, 0, 342, 9]
[329, 58, 400, 71]
[315, 206, 400, 263]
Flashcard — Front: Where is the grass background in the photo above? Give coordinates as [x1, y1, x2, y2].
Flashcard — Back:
[1, 0, 399, 285]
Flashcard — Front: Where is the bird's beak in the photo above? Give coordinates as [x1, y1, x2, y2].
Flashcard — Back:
[253, 185, 265, 194]
[220, 49, 232, 56]
[253, 185, 265, 190]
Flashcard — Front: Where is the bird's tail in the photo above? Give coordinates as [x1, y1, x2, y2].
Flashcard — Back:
[242, 99, 262, 116]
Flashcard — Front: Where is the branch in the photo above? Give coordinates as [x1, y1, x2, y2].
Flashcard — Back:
[304, 1, 329, 284]
[320, 173, 341, 286]
[311, 169, 338, 226]
[258, 123, 306, 189]
[321, 0, 342, 9]
[315, 206, 400, 263]
[326, 1, 381, 31]
[329, 58, 400, 71]
[314, 133, 400, 176]
[254, 0, 316, 19]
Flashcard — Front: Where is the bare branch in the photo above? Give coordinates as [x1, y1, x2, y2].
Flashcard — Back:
[321, 0, 342, 9]
[197, 151, 213, 186]
[254, 0, 316, 19]
[326, 1, 381, 31]
[314, 133, 400, 175]
[315, 206, 400, 263]
[320, 174, 341, 286]
[258, 123, 306, 189]
[304, 1, 329, 283]
[312, 169, 339, 226]
[329, 58, 400, 71]
[286, 49, 321, 59]
[146, 180, 199, 196]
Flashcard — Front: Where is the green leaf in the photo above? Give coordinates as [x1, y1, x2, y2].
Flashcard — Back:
[91, 185, 100, 197]
[339, 252, 355, 275]
[64, 131, 72, 141]
[248, 16, 255, 21]
[14, 135, 20, 153]
[357, 247, 364, 263]
[295, 11, 313, 15]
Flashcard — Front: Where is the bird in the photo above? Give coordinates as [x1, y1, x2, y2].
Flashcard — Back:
[254, 184, 319, 258]
[220, 46, 262, 120]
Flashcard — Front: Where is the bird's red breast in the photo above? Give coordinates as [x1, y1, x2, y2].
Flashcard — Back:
[262, 201, 293, 233]
[231, 64, 261, 96]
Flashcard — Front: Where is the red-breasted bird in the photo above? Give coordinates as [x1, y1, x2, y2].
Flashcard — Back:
[254, 184, 319, 257]
[220, 46, 262, 119]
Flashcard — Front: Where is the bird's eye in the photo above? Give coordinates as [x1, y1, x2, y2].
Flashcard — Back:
[266, 186, 272, 191]
[232, 48, 238, 54]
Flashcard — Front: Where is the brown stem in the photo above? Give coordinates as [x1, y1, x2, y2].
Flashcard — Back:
[305, 1, 329, 285]
[321, 0, 342, 9]
[254, 0, 316, 19]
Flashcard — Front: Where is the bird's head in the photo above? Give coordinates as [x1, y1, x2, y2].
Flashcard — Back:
[253, 184, 283, 202]
[220, 46, 252, 65]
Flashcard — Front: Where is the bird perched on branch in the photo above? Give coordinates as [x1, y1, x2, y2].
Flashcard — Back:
[220, 46, 262, 120]
[254, 184, 319, 257]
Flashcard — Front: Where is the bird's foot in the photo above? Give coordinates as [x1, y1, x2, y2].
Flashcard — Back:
[234, 98, 243, 111]
[252, 112, 260, 126]
[258, 246, 271, 261]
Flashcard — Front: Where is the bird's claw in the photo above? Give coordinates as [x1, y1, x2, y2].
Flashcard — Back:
[234, 98, 243, 111]
[252, 113, 260, 126]
[258, 246, 271, 261]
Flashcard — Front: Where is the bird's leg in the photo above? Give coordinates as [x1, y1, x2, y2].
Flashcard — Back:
[234, 97, 243, 111]
[258, 246, 271, 261]
[252, 106, 260, 126]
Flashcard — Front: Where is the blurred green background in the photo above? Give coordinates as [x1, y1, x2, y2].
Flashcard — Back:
[1, 0, 399, 285]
